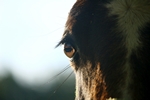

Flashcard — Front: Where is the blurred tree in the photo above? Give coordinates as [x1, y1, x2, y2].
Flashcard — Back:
[0, 73, 75, 100]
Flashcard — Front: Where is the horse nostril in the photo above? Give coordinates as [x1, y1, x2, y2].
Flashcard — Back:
[64, 43, 75, 58]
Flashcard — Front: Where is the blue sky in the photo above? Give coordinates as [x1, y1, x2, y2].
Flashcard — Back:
[0, 0, 76, 86]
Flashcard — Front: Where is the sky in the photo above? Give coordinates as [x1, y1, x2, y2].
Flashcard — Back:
[0, 0, 76, 86]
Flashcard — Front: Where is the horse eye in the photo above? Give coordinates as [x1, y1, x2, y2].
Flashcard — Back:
[64, 43, 75, 58]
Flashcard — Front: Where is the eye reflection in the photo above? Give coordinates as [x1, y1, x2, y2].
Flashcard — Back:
[64, 43, 75, 58]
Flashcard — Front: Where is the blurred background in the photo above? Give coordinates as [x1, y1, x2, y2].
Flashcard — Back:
[0, 0, 76, 99]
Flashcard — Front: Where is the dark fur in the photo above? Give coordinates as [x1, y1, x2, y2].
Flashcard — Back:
[57, 0, 150, 100]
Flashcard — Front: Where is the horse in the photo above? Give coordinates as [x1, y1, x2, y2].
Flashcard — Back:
[57, 0, 150, 100]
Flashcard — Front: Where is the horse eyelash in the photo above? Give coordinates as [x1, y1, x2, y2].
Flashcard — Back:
[56, 33, 75, 48]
